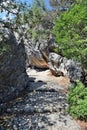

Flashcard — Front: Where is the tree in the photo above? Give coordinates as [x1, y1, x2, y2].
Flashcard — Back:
[0, 0, 47, 45]
[53, 0, 87, 68]
[32, 0, 47, 11]
[49, 0, 76, 11]
[0, 0, 19, 23]
[0, 0, 31, 54]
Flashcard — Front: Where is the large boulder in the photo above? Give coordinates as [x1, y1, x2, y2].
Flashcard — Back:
[25, 35, 56, 68]
[25, 41, 49, 68]
[0, 27, 29, 103]
[48, 53, 83, 82]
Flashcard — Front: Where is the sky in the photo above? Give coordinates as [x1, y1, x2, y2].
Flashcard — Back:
[0, 0, 53, 20]
[15, 0, 53, 10]
[19, 0, 53, 10]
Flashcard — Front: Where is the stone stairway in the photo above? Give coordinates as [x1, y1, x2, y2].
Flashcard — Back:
[0, 69, 81, 130]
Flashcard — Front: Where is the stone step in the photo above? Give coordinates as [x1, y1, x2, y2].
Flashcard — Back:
[0, 112, 81, 130]
[0, 69, 81, 130]
[0, 90, 67, 115]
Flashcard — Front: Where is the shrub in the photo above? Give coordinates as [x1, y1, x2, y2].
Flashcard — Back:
[53, 1, 87, 69]
[67, 80, 87, 121]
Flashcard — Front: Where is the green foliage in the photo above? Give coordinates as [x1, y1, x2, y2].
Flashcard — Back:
[0, 42, 11, 55]
[53, 1, 87, 68]
[15, 0, 46, 25]
[13, 0, 47, 40]
[67, 80, 87, 121]
[0, 0, 48, 53]
[32, 0, 47, 12]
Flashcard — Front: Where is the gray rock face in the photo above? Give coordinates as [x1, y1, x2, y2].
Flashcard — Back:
[48, 53, 82, 82]
[82, 69, 87, 86]
[25, 36, 56, 68]
[21, 15, 57, 69]
[0, 28, 29, 103]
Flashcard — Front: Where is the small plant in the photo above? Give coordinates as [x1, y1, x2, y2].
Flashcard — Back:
[0, 42, 11, 55]
[67, 80, 87, 121]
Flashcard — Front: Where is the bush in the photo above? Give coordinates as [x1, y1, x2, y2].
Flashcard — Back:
[53, 1, 87, 68]
[67, 80, 87, 121]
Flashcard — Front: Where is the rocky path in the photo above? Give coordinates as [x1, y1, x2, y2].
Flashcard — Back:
[0, 68, 81, 130]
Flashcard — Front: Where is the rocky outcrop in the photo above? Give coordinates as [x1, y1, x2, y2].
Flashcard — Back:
[25, 36, 83, 83]
[25, 43, 49, 68]
[17, 12, 57, 69]
[48, 53, 83, 82]
[25, 35, 56, 68]
[0, 27, 29, 103]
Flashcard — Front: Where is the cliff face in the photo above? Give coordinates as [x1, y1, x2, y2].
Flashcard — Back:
[0, 27, 29, 103]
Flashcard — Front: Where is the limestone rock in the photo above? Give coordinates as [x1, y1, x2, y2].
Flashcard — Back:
[26, 47, 48, 68]
[0, 28, 29, 103]
[25, 35, 56, 68]
[48, 52, 83, 82]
